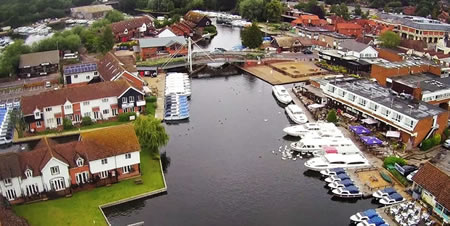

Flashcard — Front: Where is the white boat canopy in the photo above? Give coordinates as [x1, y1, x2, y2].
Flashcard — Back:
[361, 118, 378, 125]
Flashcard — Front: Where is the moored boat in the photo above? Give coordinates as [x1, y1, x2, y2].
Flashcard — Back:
[285, 104, 307, 124]
[332, 185, 363, 198]
[272, 85, 292, 105]
[305, 153, 370, 171]
[350, 209, 379, 223]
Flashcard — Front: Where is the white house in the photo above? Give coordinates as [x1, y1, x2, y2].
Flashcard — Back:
[63, 63, 99, 86]
[338, 39, 378, 59]
[0, 125, 141, 203]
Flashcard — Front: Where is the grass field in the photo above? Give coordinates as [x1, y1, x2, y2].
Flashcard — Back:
[13, 151, 165, 226]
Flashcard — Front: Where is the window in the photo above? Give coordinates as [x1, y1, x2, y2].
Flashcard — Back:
[102, 98, 109, 103]
[36, 121, 42, 128]
[347, 94, 356, 102]
[6, 189, 16, 201]
[101, 158, 108, 165]
[76, 158, 84, 167]
[122, 97, 128, 103]
[125, 153, 131, 159]
[358, 98, 366, 106]
[50, 178, 65, 191]
[129, 96, 134, 102]
[47, 118, 54, 124]
[50, 166, 60, 175]
[45, 107, 52, 112]
[393, 113, 402, 122]
[74, 75, 78, 78]
[26, 184, 39, 196]
[3, 178, 11, 186]
[84, 112, 91, 117]
[65, 105, 72, 110]
[25, 169, 32, 178]
[103, 109, 109, 114]
[75, 171, 89, 184]
[94, 111, 99, 119]
[327, 86, 335, 93]
[369, 102, 378, 111]
[56, 118, 62, 126]
[74, 114, 81, 122]
[122, 165, 132, 174]
[83, 101, 90, 106]
[404, 118, 414, 128]
[100, 171, 109, 179]
[381, 108, 390, 117]
[94, 72, 98, 75]
[112, 109, 118, 116]
[86, 76, 90, 80]
[35, 112, 40, 118]
[337, 89, 346, 97]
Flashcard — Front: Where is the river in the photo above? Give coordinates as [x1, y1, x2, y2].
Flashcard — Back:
[103, 24, 379, 226]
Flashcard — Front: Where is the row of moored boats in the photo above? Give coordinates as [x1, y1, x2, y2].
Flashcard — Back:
[165, 73, 191, 121]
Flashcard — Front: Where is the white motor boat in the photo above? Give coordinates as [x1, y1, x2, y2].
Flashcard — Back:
[324, 173, 351, 183]
[332, 185, 363, 198]
[272, 85, 292, 104]
[285, 104, 308, 124]
[372, 187, 397, 199]
[350, 209, 379, 223]
[290, 137, 358, 155]
[327, 178, 354, 189]
[320, 167, 345, 177]
[356, 216, 388, 226]
[282, 122, 337, 137]
[304, 153, 370, 171]
[379, 193, 405, 205]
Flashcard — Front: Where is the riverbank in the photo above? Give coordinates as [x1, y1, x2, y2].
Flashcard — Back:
[13, 150, 166, 226]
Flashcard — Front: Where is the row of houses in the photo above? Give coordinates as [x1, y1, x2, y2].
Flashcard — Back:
[0, 125, 141, 203]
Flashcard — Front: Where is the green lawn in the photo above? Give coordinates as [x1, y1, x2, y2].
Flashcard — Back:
[13, 151, 165, 226]
[145, 96, 157, 116]
[35, 121, 130, 136]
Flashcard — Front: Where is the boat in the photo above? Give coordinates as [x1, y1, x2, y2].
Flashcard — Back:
[285, 104, 307, 124]
[305, 153, 370, 171]
[327, 178, 354, 189]
[379, 193, 404, 205]
[332, 185, 363, 198]
[164, 94, 190, 121]
[324, 173, 351, 183]
[380, 172, 393, 184]
[372, 187, 397, 199]
[350, 209, 379, 223]
[282, 122, 337, 137]
[290, 137, 359, 155]
[272, 85, 292, 104]
[356, 216, 387, 226]
[320, 167, 345, 177]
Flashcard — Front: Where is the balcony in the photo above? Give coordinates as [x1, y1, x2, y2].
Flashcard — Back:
[136, 100, 146, 106]
[121, 102, 134, 109]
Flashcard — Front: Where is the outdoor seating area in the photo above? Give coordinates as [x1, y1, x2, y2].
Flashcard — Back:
[384, 201, 436, 226]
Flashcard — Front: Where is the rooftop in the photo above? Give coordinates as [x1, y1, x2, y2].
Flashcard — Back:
[322, 32, 353, 39]
[63, 62, 97, 75]
[70, 4, 113, 14]
[339, 39, 371, 52]
[19, 50, 60, 68]
[412, 162, 450, 210]
[298, 26, 331, 32]
[391, 73, 450, 92]
[139, 36, 186, 48]
[377, 13, 450, 31]
[332, 79, 446, 119]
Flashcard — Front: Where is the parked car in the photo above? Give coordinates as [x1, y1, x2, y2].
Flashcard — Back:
[302, 49, 313, 54]
[443, 139, 450, 150]
[45, 81, 51, 88]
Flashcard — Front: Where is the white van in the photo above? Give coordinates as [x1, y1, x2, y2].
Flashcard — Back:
[63, 53, 78, 60]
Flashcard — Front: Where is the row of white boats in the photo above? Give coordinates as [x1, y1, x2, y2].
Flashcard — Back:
[164, 73, 191, 121]
[272, 85, 373, 172]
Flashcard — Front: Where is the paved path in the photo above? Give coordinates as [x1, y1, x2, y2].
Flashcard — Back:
[143, 73, 165, 120]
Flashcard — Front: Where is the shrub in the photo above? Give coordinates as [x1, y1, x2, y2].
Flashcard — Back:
[118, 112, 137, 122]
[445, 127, 450, 137]
[327, 109, 338, 123]
[420, 138, 433, 151]
[388, 168, 410, 186]
[431, 134, 441, 146]
[81, 116, 93, 126]
[63, 118, 73, 130]
[383, 156, 407, 168]
[203, 25, 217, 34]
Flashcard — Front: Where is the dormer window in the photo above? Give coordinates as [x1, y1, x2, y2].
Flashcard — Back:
[3, 178, 11, 186]
[35, 111, 40, 118]
[25, 169, 32, 178]
[124, 28, 128, 34]
[76, 157, 84, 167]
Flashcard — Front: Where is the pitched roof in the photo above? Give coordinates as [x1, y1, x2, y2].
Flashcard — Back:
[412, 162, 450, 209]
[19, 50, 60, 68]
[336, 23, 362, 30]
[0, 153, 22, 180]
[80, 124, 140, 159]
[21, 80, 131, 115]
[110, 16, 152, 34]
[98, 52, 126, 81]
[339, 39, 370, 52]
[63, 62, 97, 75]
[138, 36, 186, 48]
[183, 11, 208, 24]
[273, 36, 313, 48]
[300, 15, 320, 20]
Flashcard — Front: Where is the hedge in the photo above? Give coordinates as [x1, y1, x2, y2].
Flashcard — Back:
[420, 134, 442, 151]
[383, 156, 407, 168]
[118, 112, 137, 122]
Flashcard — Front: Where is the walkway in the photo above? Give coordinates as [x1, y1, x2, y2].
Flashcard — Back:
[288, 88, 315, 122]
[143, 73, 166, 120]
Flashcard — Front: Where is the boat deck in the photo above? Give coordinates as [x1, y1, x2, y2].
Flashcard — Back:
[287, 88, 315, 122]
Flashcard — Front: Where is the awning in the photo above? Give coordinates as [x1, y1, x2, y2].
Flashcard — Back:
[349, 125, 371, 135]
[385, 131, 401, 138]
[308, 103, 325, 109]
[362, 118, 378, 125]
[360, 136, 383, 146]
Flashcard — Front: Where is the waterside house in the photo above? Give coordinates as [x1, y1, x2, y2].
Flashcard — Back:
[97, 51, 144, 89]
[18, 50, 60, 78]
[0, 125, 141, 204]
[21, 80, 145, 132]
[70, 4, 113, 19]
[272, 36, 313, 52]
[138, 36, 187, 60]
[111, 16, 155, 43]
[183, 11, 212, 36]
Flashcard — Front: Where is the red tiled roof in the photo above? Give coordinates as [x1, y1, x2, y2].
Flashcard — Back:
[21, 80, 131, 115]
[97, 51, 143, 86]
[0, 153, 22, 180]
[336, 23, 362, 30]
[183, 11, 208, 24]
[110, 16, 152, 34]
[412, 162, 450, 209]
[300, 15, 320, 20]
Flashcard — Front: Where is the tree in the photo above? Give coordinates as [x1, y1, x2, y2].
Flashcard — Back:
[72, 0, 95, 6]
[10, 109, 25, 138]
[264, 0, 283, 22]
[338, 3, 350, 20]
[326, 109, 338, 123]
[134, 116, 169, 157]
[330, 4, 339, 14]
[354, 4, 362, 16]
[105, 10, 124, 23]
[0, 40, 31, 77]
[361, 10, 369, 19]
[96, 26, 115, 54]
[378, 31, 401, 49]
[81, 116, 93, 126]
[239, 0, 264, 21]
[119, 0, 137, 12]
[63, 118, 74, 130]
[241, 23, 263, 49]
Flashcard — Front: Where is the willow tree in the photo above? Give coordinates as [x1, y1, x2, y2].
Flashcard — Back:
[134, 116, 169, 158]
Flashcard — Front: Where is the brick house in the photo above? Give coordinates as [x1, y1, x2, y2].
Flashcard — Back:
[0, 125, 141, 203]
[63, 62, 99, 86]
[291, 15, 324, 27]
[183, 10, 212, 35]
[97, 51, 144, 89]
[110, 16, 155, 42]
[21, 80, 145, 132]
[18, 50, 60, 78]
[335, 23, 363, 37]
[138, 36, 187, 60]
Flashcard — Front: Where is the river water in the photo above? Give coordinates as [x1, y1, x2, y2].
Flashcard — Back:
[103, 25, 379, 226]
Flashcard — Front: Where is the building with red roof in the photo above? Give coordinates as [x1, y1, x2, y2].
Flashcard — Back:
[335, 23, 363, 37]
